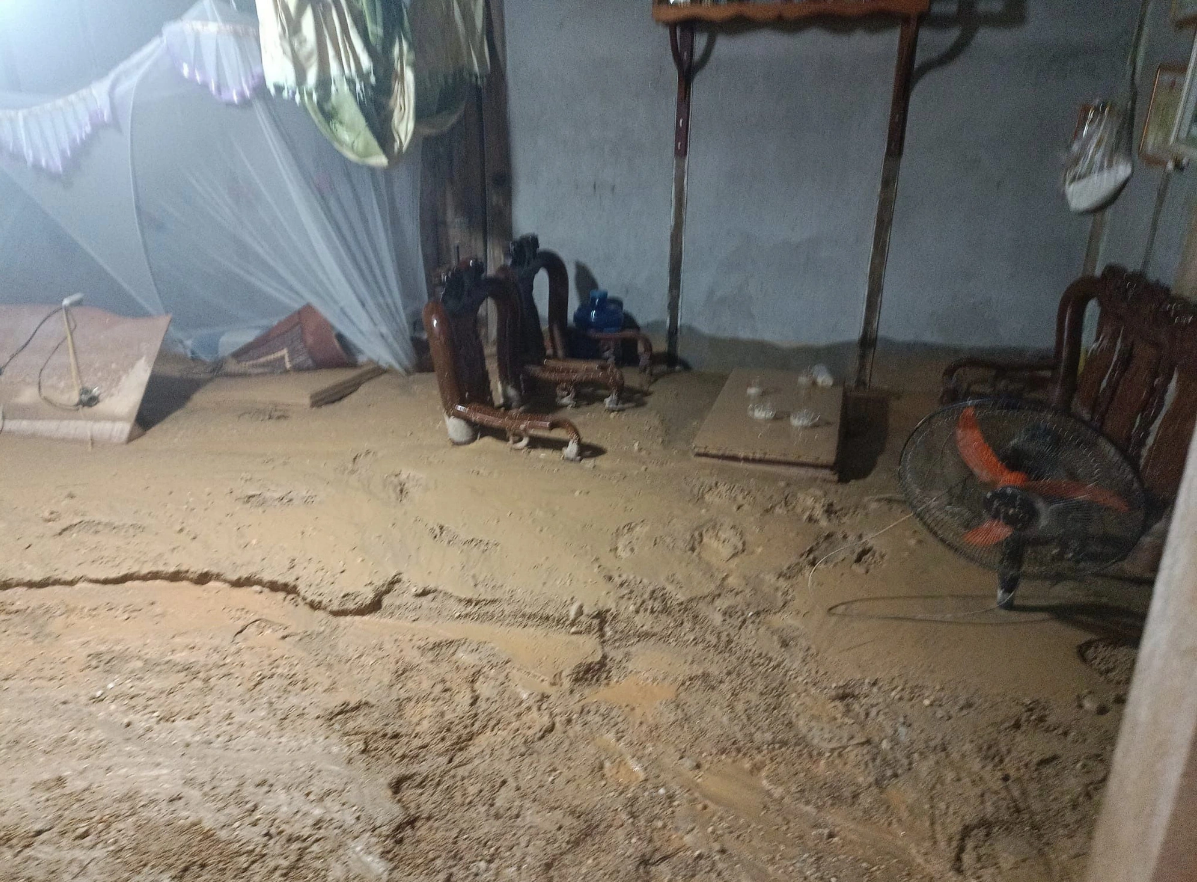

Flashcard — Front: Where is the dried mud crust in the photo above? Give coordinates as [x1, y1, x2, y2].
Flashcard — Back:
[0, 369, 1139, 882]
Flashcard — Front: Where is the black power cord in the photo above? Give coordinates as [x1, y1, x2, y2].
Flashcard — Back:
[0, 307, 60, 378]
[2, 305, 101, 409]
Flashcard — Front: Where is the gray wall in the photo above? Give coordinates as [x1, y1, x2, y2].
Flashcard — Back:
[1104, 0, 1197, 281]
[504, 0, 1147, 361]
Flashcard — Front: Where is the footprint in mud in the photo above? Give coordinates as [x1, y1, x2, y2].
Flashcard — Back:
[766, 488, 851, 526]
[55, 519, 145, 539]
[778, 532, 884, 579]
[690, 478, 753, 510]
[419, 518, 496, 552]
[238, 406, 291, 422]
[343, 451, 427, 503]
[379, 470, 427, 503]
[1078, 637, 1137, 687]
[613, 522, 647, 559]
[237, 488, 319, 508]
[690, 522, 746, 564]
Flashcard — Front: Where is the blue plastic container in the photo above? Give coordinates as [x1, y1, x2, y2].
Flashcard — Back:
[575, 290, 624, 333]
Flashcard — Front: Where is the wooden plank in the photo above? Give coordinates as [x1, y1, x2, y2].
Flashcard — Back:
[308, 364, 386, 408]
[653, 0, 928, 25]
[692, 368, 843, 474]
[191, 366, 383, 410]
[0, 305, 170, 444]
[1084, 428, 1197, 882]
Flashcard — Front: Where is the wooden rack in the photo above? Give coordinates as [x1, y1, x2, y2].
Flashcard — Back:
[655, 0, 930, 387]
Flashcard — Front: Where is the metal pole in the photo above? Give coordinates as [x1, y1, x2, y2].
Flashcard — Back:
[853, 15, 921, 389]
[666, 23, 695, 367]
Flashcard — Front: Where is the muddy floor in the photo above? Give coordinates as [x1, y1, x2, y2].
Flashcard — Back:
[0, 361, 1148, 881]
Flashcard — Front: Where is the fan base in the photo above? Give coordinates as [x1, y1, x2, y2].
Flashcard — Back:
[996, 574, 1019, 611]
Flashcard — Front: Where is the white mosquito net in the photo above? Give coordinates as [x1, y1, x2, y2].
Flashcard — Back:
[0, 0, 424, 370]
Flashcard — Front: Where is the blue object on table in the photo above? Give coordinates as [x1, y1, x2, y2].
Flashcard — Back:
[575, 289, 625, 334]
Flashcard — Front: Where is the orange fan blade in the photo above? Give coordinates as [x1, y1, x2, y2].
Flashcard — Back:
[1021, 480, 1130, 512]
[955, 406, 1027, 486]
[963, 520, 1015, 547]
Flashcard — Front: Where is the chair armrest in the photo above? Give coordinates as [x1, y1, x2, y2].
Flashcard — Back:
[941, 355, 1058, 405]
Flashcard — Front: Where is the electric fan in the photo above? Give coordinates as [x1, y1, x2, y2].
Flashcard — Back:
[899, 400, 1148, 609]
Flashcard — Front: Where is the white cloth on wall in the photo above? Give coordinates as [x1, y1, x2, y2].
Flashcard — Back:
[0, 0, 423, 370]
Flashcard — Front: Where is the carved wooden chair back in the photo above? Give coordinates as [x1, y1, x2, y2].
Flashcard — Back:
[423, 260, 520, 415]
[1059, 267, 1197, 506]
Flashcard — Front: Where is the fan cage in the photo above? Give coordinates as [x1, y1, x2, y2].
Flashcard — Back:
[899, 399, 1148, 579]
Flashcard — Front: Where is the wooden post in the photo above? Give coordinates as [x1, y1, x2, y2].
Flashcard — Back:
[419, 1, 512, 342]
[852, 14, 921, 389]
[1084, 427, 1197, 882]
[481, 0, 513, 286]
[666, 22, 696, 367]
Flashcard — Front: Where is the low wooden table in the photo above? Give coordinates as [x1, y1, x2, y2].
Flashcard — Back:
[692, 368, 844, 479]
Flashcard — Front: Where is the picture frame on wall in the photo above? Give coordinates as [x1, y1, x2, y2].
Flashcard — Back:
[1172, 36, 1197, 159]
[1175, 0, 1197, 27]
[1142, 64, 1187, 165]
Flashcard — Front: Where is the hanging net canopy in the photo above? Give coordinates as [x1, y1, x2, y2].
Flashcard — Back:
[0, 0, 488, 371]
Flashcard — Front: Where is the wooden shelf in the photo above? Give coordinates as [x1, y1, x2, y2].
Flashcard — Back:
[652, 0, 929, 24]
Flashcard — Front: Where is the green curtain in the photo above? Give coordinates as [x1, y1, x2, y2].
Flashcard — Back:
[256, 0, 489, 167]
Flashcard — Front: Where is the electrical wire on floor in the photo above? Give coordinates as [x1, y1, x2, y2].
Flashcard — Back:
[806, 496, 1001, 624]
[2, 305, 101, 413]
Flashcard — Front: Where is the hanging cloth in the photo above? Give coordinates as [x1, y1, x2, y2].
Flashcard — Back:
[0, 75, 118, 176]
[254, 0, 488, 164]
[409, 0, 489, 136]
[254, 0, 415, 167]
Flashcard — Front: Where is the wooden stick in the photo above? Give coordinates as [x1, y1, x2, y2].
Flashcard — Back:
[853, 15, 922, 389]
[62, 307, 84, 406]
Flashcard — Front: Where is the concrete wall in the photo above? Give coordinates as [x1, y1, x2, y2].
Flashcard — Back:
[504, 0, 1146, 363]
[1104, 0, 1197, 283]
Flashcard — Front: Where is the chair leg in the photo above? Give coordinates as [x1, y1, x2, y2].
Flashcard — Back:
[444, 414, 479, 445]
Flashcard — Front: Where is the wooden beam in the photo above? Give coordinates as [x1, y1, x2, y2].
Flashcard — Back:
[652, 0, 929, 25]
[666, 22, 696, 367]
[1084, 427, 1197, 882]
[852, 14, 921, 389]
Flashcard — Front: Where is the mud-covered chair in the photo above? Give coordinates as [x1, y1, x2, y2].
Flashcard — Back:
[423, 259, 583, 461]
[507, 234, 653, 381]
[942, 265, 1197, 526]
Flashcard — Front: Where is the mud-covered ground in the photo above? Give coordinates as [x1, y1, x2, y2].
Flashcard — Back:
[0, 362, 1147, 881]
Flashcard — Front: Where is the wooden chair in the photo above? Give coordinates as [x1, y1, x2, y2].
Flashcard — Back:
[423, 259, 583, 461]
[942, 266, 1197, 516]
[507, 234, 654, 379]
